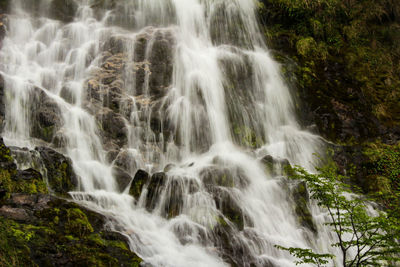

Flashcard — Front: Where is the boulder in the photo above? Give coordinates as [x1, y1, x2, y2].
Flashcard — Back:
[128, 170, 169, 213]
[143, 172, 166, 211]
[30, 88, 63, 143]
[35, 146, 77, 196]
[291, 181, 317, 233]
[200, 165, 249, 190]
[211, 187, 246, 230]
[112, 166, 132, 192]
[129, 169, 150, 200]
[261, 155, 291, 176]
[113, 150, 137, 175]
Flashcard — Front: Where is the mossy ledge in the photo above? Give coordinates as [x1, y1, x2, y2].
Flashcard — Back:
[0, 137, 142, 266]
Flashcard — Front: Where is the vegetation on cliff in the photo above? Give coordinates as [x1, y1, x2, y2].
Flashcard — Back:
[257, 0, 400, 204]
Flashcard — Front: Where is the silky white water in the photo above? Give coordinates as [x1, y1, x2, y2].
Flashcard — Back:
[0, 0, 337, 266]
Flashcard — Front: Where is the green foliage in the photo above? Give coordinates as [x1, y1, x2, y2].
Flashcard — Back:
[259, 0, 400, 139]
[364, 142, 400, 191]
[275, 245, 334, 266]
[280, 163, 400, 266]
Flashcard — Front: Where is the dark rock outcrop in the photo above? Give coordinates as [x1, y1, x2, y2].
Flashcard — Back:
[36, 146, 78, 196]
[0, 14, 6, 49]
[290, 181, 316, 233]
[0, 74, 5, 131]
[112, 166, 132, 192]
[96, 108, 128, 148]
[30, 88, 63, 143]
[129, 169, 150, 200]
[49, 0, 78, 23]
[261, 155, 291, 176]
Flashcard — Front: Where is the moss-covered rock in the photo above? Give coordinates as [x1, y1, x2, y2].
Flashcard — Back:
[35, 146, 77, 197]
[129, 169, 150, 200]
[261, 154, 291, 176]
[30, 88, 63, 143]
[0, 138, 48, 201]
[0, 197, 142, 266]
[291, 181, 316, 233]
[0, 138, 142, 266]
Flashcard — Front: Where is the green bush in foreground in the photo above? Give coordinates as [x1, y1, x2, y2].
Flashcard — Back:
[277, 164, 400, 266]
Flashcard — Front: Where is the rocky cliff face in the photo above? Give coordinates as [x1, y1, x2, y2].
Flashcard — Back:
[258, 0, 400, 202]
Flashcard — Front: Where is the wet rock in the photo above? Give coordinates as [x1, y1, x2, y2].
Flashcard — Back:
[112, 166, 132, 192]
[113, 150, 137, 175]
[261, 155, 291, 176]
[161, 177, 185, 218]
[134, 32, 149, 62]
[211, 218, 261, 267]
[30, 88, 63, 143]
[212, 188, 246, 230]
[147, 30, 175, 97]
[129, 169, 150, 200]
[49, 0, 78, 23]
[145, 172, 167, 210]
[200, 165, 249, 190]
[0, 137, 17, 171]
[59, 85, 76, 104]
[35, 146, 78, 196]
[0, 15, 6, 49]
[163, 163, 176, 172]
[96, 108, 128, 148]
[15, 168, 42, 181]
[291, 181, 317, 233]
[0, 74, 5, 130]
[9, 146, 45, 173]
[128, 170, 168, 212]
[102, 35, 126, 55]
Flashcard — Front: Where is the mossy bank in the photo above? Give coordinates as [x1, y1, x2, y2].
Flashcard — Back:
[0, 137, 142, 266]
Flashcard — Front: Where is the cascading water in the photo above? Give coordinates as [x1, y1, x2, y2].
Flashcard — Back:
[0, 0, 337, 266]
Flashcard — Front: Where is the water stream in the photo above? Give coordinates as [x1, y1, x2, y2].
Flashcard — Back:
[0, 0, 336, 266]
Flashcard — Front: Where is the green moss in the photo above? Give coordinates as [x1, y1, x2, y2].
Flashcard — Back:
[363, 142, 400, 195]
[65, 208, 94, 238]
[106, 240, 129, 251]
[232, 124, 263, 149]
[259, 0, 400, 142]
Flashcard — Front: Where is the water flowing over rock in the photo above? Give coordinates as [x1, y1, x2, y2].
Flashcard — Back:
[0, 0, 336, 266]
[36, 146, 78, 196]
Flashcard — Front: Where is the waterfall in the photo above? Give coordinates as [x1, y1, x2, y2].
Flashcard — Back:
[0, 0, 335, 266]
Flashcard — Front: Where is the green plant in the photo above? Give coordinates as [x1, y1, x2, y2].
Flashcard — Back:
[278, 164, 400, 266]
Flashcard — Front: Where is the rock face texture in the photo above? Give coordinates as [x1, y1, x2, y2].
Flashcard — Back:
[83, 27, 176, 174]
[258, 0, 400, 197]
